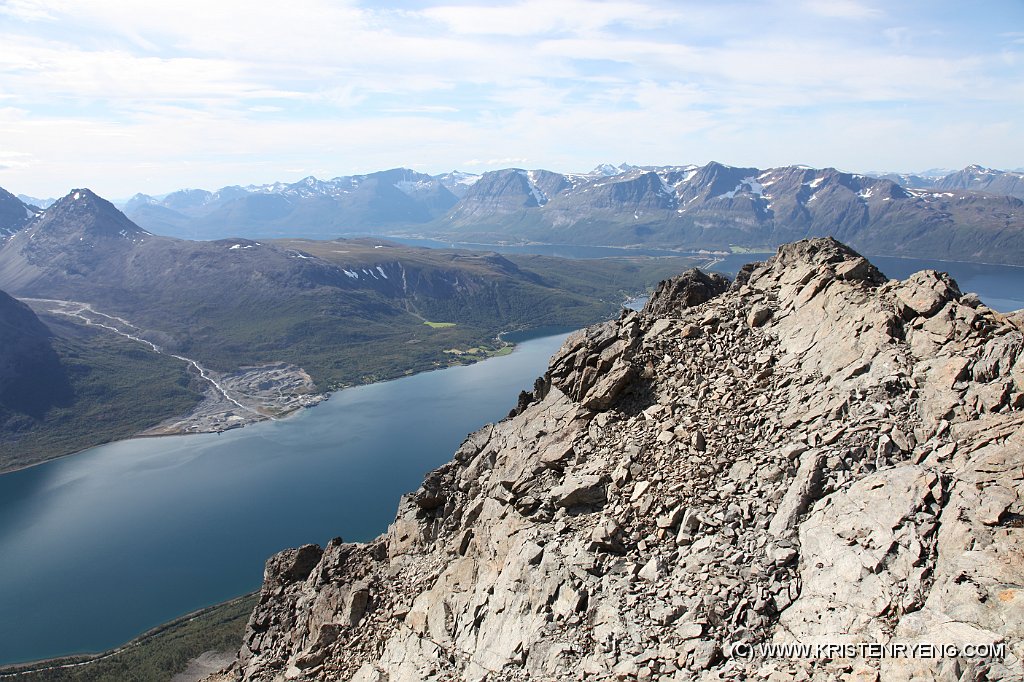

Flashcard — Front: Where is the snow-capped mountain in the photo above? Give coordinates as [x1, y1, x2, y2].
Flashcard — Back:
[434, 171, 482, 199]
[932, 164, 1024, 198]
[100, 162, 1024, 264]
[124, 169, 462, 239]
[865, 165, 1024, 199]
[439, 162, 1024, 263]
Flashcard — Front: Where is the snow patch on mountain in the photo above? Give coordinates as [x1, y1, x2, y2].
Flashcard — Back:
[394, 179, 434, 195]
[716, 177, 764, 199]
[522, 170, 548, 206]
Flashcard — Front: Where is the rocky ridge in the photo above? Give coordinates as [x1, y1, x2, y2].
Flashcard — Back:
[216, 238, 1023, 681]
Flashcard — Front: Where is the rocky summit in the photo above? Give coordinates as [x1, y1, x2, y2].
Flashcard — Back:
[215, 238, 1023, 682]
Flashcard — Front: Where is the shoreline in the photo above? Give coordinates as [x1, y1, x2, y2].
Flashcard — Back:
[0, 328, 584, 667]
[382, 234, 1024, 269]
[1, 290, 648, 478]
[0, 331, 532, 478]
[0, 592, 257, 676]
[382, 233, 733, 258]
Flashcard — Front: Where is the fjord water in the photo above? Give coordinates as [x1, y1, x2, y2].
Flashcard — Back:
[708, 253, 1024, 312]
[390, 240, 1024, 313]
[2, 250, 1022, 666]
[870, 256, 1024, 312]
[0, 331, 569, 664]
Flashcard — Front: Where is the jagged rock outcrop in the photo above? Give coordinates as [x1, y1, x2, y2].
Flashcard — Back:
[217, 237, 1023, 682]
[643, 269, 730, 319]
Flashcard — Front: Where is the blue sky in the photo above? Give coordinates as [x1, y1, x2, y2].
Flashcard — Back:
[1, 0, 1022, 198]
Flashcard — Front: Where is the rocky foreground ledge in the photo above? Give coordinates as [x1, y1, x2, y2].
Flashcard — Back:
[210, 238, 1023, 682]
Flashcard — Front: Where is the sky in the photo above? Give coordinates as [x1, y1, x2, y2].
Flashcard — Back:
[1, 0, 1022, 199]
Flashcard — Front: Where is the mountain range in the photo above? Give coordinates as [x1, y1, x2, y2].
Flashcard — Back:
[430, 162, 1024, 263]
[4, 163, 1023, 264]
[121, 168, 463, 240]
[873, 165, 1024, 196]
[106, 162, 1024, 264]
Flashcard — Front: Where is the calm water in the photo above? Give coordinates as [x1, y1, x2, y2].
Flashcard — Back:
[871, 256, 1024, 312]
[388, 240, 1024, 312]
[0, 332, 570, 665]
[2, 246, 1022, 666]
[704, 253, 1024, 312]
[384, 236, 689, 259]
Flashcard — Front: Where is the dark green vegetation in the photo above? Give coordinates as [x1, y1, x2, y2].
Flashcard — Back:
[0, 310, 203, 473]
[0, 594, 256, 681]
[208, 239, 697, 387]
[0, 189, 696, 467]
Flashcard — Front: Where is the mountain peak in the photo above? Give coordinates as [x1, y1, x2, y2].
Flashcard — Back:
[31, 188, 151, 243]
[52, 187, 105, 207]
[591, 162, 634, 176]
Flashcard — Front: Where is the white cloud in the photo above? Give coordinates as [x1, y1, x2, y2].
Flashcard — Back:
[382, 105, 460, 114]
[0, 149, 33, 170]
[803, 0, 882, 20]
[463, 157, 529, 166]
[0, 0, 1021, 196]
[0, 0, 58, 21]
[421, 0, 680, 37]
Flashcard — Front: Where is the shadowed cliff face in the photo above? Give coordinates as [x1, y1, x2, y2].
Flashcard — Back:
[0, 290, 71, 419]
[0, 187, 35, 238]
[221, 238, 1024, 682]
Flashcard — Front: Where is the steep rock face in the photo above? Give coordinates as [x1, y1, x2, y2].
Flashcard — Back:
[642, 269, 730, 318]
[223, 238, 1023, 682]
[0, 289, 70, 418]
[445, 170, 546, 223]
[0, 186, 37, 238]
